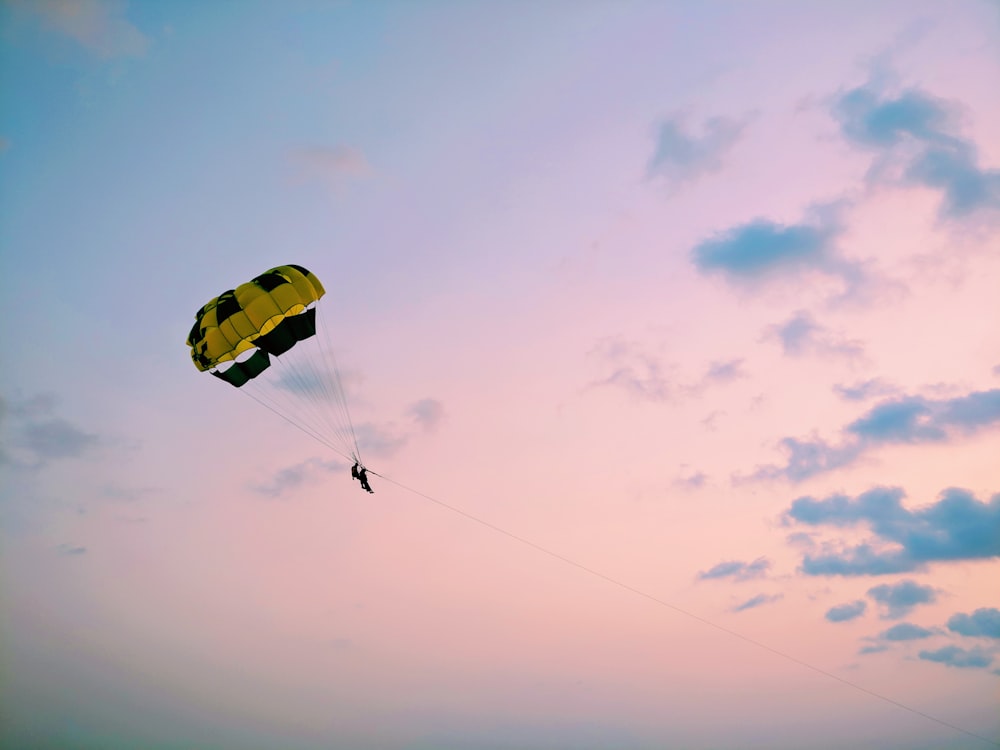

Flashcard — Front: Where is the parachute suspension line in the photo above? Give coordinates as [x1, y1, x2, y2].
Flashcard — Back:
[234, 385, 354, 462]
[366, 469, 1000, 750]
[271, 343, 347, 455]
[317, 304, 362, 465]
[237, 306, 360, 464]
[248, 354, 334, 453]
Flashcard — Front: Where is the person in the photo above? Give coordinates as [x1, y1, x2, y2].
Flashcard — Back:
[351, 462, 374, 493]
[358, 466, 374, 493]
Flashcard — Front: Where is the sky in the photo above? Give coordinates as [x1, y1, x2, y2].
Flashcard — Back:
[1, 1, 999, 748]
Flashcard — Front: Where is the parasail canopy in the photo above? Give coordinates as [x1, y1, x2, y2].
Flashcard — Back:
[186, 264, 361, 463]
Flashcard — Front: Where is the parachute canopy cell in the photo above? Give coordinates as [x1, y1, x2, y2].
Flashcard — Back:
[186, 264, 326, 386]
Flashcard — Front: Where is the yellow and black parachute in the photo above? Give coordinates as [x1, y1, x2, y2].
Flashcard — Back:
[187, 264, 361, 462]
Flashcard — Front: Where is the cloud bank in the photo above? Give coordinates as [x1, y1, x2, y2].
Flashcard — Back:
[784, 487, 1000, 576]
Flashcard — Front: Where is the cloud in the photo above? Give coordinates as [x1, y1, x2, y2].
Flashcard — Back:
[674, 470, 707, 490]
[785, 486, 1000, 576]
[859, 644, 889, 655]
[646, 114, 747, 184]
[11, 0, 149, 58]
[1, 393, 100, 468]
[750, 436, 861, 483]
[291, 145, 373, 191]
[751, 388, 1000, 481]
[354, 422, 409, 459]
[846, 396, 942, 442]
[833, 81, 1000, 221]
[833, 378, 898, 401]
[19, 418, 99, 460]
[0, 136, 9, 153]
[697, 557, 770, 582]
[847, 390, 1000, 442]
[100, 484, 157, 503]
[56, 544, 87, 556]
[692, 214, 840, 281]
[703, 359, 747, 384]
[732, 593, 782, 612]
[825, 600, 867, 622]
[947, 608, 1000, 639]
[867, 580, 937, 619]
[765, 310, 865, 360]
[834, 86, 953, 147]
[918, 645, 994, 669]
[252, 457, 346, 497]
[681, 360, 748, 401]
[4, 393, 56, 419]
[408, 398, 445, 432]
[879, 622, 935, 641]
[587, 337, 673, 402]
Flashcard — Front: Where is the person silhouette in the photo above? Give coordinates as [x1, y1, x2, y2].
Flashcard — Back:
[351, 462, 373, 493]
[358, 466, 374, 493]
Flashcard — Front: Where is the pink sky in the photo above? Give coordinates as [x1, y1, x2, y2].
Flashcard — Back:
[2, 1, 999, 748]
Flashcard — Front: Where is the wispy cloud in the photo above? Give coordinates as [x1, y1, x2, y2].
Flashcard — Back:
[825, 600, 866, 623]
[833, 80, 1000, 221]
[10, 0, 149, 58]
[783, 486, 1000, 576]
[918, 645, 994, 669]
[749, 436, 861, 483]
[765, 310, 865, 360]
[1, 393, 100, 469]
[588, 340, 750, 403]
[859, 643, 889, 655]
[408, 398, 445, 432]
[702, 359, 747, 385]
[56, 543, 87, 556]
[587, 337, 673, 402]
[252, 457, 346, 498]
[646, 114, 748, 185]
[354, 422, 409, 459]
[947, 608, 1000, 639]
[19, 419, 99, 461]
[833, 378, 899, 402]
[732, 593, 782, 612]
[868, 580, 937, 619]
[697, 557, 770, 582]
[290, 145, 373, 192]
[674, 470, 707, 491]
[751, 388, 1000, 481]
